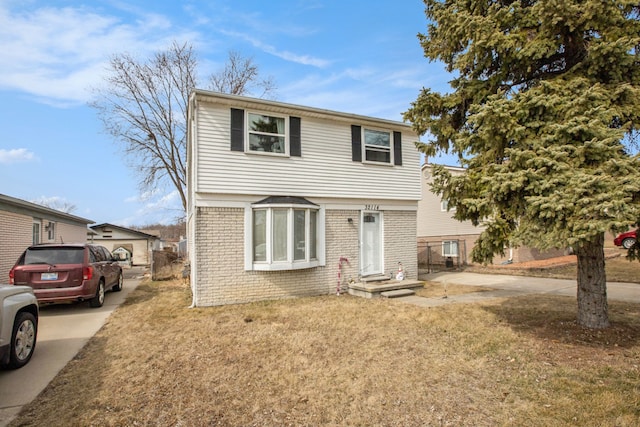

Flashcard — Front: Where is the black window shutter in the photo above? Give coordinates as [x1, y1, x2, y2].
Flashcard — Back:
[230, 108, 244, 151]
[351, 125, 362, 162]
[393, 131, 402, 166]
[290, 116, 301, 157]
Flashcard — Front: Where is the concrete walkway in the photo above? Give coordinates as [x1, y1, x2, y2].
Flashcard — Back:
[395, 272, 640, 307]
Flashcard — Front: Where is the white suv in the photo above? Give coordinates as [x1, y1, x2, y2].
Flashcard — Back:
[0, 284, 38, 369]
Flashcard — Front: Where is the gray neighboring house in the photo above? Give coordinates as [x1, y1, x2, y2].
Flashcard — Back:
[89, 223, 162, 266]
[0, 193, 94, 282]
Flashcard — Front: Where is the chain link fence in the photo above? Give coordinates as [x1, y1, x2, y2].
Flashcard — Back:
[418, 239, 468, 272]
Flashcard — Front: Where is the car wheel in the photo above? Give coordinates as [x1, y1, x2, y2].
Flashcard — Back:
[622, 238, 636, 249]
[90, 280, 105, 308]
[8, 312, 37, 369]
[112, 272, 123, 292]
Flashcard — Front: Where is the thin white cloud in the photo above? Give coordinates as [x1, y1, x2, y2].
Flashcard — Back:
[0, 4, 199, 105]
[0, 148, 36, 164]
[219, 30, 330, 68]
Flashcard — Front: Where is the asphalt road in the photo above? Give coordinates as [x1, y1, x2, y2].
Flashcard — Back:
[0, 267, 146, 427]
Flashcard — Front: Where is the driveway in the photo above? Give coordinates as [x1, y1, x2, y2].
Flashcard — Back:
[399, 272, 640, 307]
[0, 267, 147, 427]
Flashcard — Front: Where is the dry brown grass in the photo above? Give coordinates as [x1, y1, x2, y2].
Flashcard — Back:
[10, 275, 640, 427]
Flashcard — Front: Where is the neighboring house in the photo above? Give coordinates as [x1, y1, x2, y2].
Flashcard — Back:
[0, 193, 94, 282]
[186, 90, 421, 307]
[89, 223, 162, 266]
[418, 163, 566, 268]
[417, 164, 482, 267]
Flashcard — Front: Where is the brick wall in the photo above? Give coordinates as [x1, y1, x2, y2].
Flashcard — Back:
[384, 210, 418, 280]
[193, 207, 417, 306]
[0, 211, 32, 281]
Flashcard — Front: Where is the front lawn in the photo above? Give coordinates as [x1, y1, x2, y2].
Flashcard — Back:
[11, 277, 640, 426]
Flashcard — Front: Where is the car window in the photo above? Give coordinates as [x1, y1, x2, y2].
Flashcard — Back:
[24, 247, 84, 265]
[100, 246, 112, 261]
[89, 246, 103, 262]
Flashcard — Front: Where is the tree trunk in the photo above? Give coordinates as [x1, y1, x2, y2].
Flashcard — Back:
[575, 233, 609, 329]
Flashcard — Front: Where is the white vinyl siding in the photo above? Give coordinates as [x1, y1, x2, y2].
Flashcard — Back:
[418, 165, 484, 237]
[193, 105, 421, 201]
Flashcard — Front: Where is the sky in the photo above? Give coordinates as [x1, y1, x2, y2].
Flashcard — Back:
[0, 0, 456, 227]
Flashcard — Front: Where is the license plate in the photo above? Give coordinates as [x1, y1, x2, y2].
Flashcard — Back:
[41, 272, 58, 281]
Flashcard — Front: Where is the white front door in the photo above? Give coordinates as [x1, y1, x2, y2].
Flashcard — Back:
[360, 211, 383, 276]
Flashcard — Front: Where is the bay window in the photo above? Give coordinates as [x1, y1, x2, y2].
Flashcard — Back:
[246, 196, 325, 271]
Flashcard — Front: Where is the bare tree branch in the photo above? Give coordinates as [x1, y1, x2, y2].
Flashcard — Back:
[91, 42, 276, 213]
[209, 51, 277, 99]
[31, 197, 77, 214]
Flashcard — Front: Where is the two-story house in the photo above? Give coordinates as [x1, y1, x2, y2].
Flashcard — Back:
[186, 91, 421, 306]
[417, 164, 482, 268]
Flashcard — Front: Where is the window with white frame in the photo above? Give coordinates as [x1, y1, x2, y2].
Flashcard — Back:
[247, 112, 286, 154]
[441, 200, 455, 212]
[363, 128, 392, 163]
[47, 222, 56, 241]
[246, 197, 324, 271]
[32, 220, 41, 245]
[442, 240, 459, 257]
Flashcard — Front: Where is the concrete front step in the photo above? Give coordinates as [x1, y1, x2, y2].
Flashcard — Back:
[348, 279, 423, 299]
[380, 289, 415, 298]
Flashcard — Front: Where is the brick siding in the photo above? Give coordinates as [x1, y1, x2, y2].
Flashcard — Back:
[193, 207, 417, 306]
[384, 210, 418, 280]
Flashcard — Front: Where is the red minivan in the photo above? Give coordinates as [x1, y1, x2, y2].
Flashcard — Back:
[9, 243, 123, 308]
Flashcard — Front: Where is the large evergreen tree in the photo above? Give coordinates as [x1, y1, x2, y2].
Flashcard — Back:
[405, 0, 640, 329]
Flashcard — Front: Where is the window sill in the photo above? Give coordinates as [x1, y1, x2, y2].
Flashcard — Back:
[362, 160, 394, 166]
[251, 260, 320, 271]
[245, 150, 290, 158]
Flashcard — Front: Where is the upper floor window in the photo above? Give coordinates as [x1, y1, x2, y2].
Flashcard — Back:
[351, 125, 402, 166]
[364, 129, 391, 163]
[230, 108, 301, 157]
[248, 113, 286, 154]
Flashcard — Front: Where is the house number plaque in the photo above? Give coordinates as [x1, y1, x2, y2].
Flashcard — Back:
[364, 204, 379, 211]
